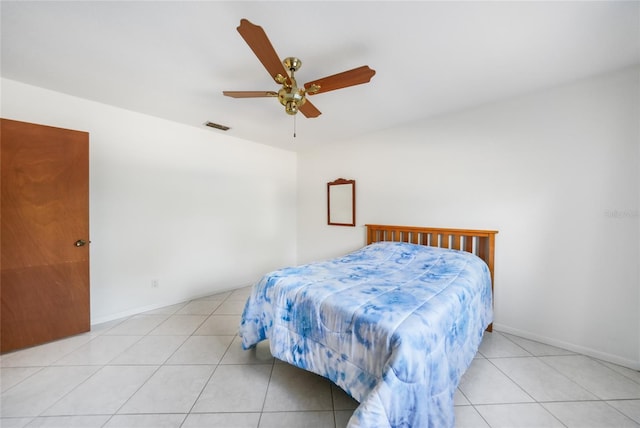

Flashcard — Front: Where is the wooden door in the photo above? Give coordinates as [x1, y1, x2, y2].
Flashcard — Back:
[1, 119, 90, 353]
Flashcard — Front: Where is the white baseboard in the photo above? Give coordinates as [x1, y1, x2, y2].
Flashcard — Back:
[90, 283, 252, 326]
[493, 323, 640, 371]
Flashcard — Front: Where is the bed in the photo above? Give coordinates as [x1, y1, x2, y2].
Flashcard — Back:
[240, 224, 497, 427]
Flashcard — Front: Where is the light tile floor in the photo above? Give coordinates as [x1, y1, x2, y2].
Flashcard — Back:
[2, 286, 639, 427]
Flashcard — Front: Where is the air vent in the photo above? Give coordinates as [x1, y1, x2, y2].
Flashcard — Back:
[205, 121, 230, 131]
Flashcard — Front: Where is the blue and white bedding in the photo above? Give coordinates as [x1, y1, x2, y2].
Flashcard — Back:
[240, 241, 493, 428]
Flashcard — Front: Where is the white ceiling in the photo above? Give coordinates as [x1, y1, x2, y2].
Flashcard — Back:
[2, 1, 638, 152]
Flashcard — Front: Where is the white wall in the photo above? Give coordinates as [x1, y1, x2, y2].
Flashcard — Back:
[297, 67, 640, 369]
[4, 68, 638, 368]
[1, 78, 298, 324]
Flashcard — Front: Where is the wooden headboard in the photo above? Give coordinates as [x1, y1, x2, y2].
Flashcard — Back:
[366, 224, 498, 331]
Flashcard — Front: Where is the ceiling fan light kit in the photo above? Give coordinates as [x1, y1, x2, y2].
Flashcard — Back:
[223, 19, 376, 119]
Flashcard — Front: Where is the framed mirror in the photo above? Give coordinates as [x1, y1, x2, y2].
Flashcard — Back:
[327, 178, 356, 226]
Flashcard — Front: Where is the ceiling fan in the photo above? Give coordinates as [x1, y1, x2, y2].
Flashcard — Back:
[223, 19, 376, 118]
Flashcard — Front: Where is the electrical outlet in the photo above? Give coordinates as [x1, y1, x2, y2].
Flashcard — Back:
[151, 279, 159, 288]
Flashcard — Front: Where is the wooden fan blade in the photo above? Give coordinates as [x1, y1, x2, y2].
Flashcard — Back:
[237, 19, 290, 85]
[223, 91, 277, 98]
[304, 66, 376, 95]
[299, 100, 322, 118]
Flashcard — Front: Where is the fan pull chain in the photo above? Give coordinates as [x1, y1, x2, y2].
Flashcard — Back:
[293, 114, 297, 139]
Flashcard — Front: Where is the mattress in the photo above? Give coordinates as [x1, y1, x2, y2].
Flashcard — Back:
[240, 241, 493, 427]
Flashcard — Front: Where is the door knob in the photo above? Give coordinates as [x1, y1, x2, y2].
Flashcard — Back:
[74, 239, 87, 247]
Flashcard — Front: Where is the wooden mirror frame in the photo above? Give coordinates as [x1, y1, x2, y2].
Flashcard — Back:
[327, 178, 356, 226]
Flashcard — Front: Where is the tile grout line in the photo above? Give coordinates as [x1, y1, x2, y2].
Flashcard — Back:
[255, 353, 277, 427]
[95, 293, 230, 427]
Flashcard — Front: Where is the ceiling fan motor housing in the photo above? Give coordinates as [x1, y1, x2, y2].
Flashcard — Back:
[278, 57, 306, 115]
[278, 86, 306, 115]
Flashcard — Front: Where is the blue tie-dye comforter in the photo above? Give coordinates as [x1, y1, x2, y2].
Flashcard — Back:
[240, 241, 493, 428]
